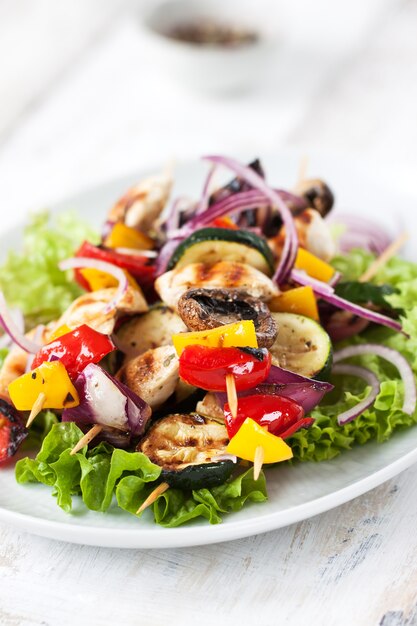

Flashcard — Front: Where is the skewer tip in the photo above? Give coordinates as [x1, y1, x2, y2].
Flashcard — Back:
[253, 445, 264, 481]
[136, 482, 170, 514]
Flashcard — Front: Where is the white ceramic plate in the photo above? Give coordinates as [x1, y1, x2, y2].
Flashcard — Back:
[0, 153, 414, 549]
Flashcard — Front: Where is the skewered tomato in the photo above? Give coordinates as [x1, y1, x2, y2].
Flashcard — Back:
[179, 345, 271, 392]
[224, 394, 313, 439]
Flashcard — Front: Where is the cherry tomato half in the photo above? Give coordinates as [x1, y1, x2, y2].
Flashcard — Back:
[224, 393, 313, 439]
[179, 345, 271, 392]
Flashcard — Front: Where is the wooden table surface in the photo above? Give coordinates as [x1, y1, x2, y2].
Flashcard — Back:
[1, 1, 417, 624]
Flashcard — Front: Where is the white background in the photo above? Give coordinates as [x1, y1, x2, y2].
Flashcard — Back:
[0, 1, 417, 624]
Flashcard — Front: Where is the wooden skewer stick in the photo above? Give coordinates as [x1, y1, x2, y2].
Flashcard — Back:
[253, 445, 264, 481]
[70, 424, 103, 456]
[136, 482, 170, 514]
[360, 232, 408, 283]
[225, 373, 238, 419]
[26, 392, 46, 428]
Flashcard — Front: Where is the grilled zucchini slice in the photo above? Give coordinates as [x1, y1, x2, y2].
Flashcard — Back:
[138, 413, 234, 490]
[115, 304, 186, 359]
[167, 227, 275, 275]
[269, 312, 332, 379]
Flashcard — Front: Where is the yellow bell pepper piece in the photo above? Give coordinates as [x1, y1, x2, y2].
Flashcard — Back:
[104, 223, 154, 251]
[48, 324, 72, 342]
[226, 418, 293, 463]
[172, 320, 258, 356]
[79, 268, 139, 292]
[269, 286, 319, 321]
[294, 248, 335, 282]
[9, 361, 79, 411]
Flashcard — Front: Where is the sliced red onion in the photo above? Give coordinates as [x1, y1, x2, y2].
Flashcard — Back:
[290, 269, 404, 334]
[197, 163, 217, 215]
[217, 365, 333, 414]
[332, 364, 380, 425]
[156, 237, 184, 275]
[203, 156, 299, 283]
[334, 344, 416, 415]
[0, 307, 24, 349]
[0, 292, 41, 353]
[328, 213, 392, 255]
[62, 363, 152, 436]
[328, 271, 342, 287]
[59, 257, 128, 313]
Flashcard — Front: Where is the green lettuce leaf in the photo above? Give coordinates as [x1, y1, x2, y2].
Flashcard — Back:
[0, 212, 98, 327]
[116, 467, 267, 527]
[289, 249, 417, 462]
[16, 423, 267, 524]
[16, 423, 161, 513]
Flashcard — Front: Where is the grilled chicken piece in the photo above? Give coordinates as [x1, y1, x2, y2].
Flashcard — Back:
[0, 325, 51, 398]
[108, 171, 172, 233]
[155, 262, 279, 310]
[116, 345, 179, 410]
[115, 305, 186, 360]
[269, 208, 335, 262]
[195, 392, 225, 422]
[56, 286, 148, 336]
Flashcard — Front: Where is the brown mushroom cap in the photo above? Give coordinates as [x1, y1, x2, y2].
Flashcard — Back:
[177, 288, 278, 348]
[294, 178, 334, 217]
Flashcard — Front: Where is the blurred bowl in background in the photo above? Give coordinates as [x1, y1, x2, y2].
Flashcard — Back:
[139, 0, 278, 94]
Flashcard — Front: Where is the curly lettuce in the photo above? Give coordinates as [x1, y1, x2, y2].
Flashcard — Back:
[16, 423, 267, 525]
[289, 249, 417, 462]
[0, 212, 98, 327]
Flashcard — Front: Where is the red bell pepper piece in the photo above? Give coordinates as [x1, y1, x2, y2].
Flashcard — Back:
[179, 346, 271, 392]
[31, 324, 115, 380]
[0, 398, 27, 464]
[224, 393, 314, 439]
[74, 241, 156, 292]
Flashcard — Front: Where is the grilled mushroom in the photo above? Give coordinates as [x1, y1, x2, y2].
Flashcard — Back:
[294, 178, 334, 217]
[177, 287, 278, 348]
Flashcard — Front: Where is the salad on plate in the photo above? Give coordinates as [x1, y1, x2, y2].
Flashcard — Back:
[0, 155, 416, 528]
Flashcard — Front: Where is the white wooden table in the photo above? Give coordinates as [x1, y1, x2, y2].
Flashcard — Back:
[1, 1, 417, 624]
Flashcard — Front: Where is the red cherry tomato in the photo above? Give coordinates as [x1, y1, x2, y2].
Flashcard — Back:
[179, 346, 271, 392]
[31, 324, 114, 379]
[224, 393, 314, 439]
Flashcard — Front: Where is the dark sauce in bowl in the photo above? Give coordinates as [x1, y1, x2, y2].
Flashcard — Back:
[166, 19, 259, 47]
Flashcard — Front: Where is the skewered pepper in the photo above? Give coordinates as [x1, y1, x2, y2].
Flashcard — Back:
[31, 324, 115, 379]
[294, 248, 335, 282]
[179, 345, 271, 391]
[74, 241, 155, 292]
[48, 324, 72, 342]
[224, 394, 313, 439]
[104, 222, 154, 250]
[269, 286, 319, 320]
[78, 267, 139, 292]
[226, 417, 293, 463]
[172, 320, 258, 356]
[9, 361, 79, 410]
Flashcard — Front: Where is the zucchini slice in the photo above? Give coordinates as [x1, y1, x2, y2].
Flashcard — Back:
[138, 413, 234, 490]
[167, 227, 275, 275]
[269, 312, 332, 379]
